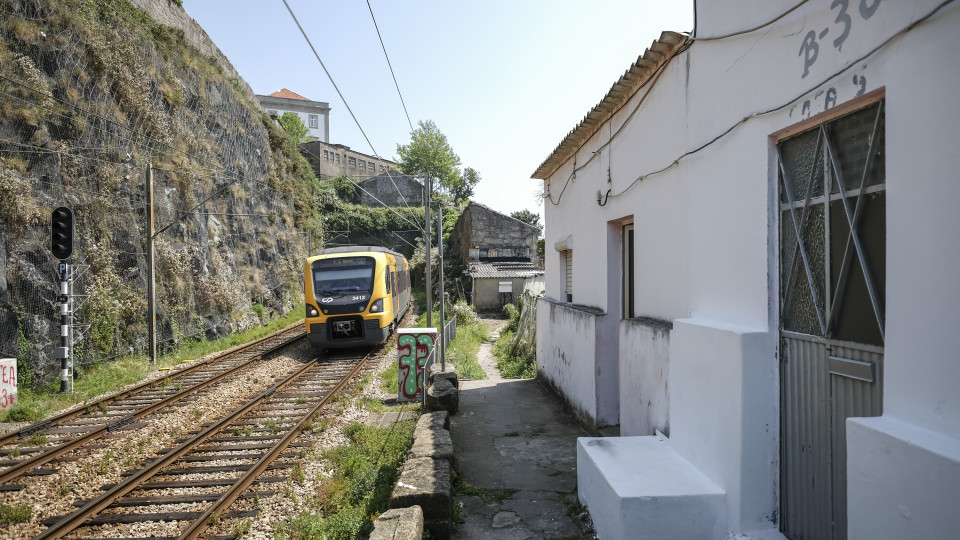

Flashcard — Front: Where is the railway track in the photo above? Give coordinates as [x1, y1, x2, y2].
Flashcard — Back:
[33, 347, 374, 539]
[0, 325, 306, 489]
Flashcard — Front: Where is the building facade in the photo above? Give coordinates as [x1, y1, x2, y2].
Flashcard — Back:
[256, 88, 330, 142]
[299, 140, 396, 180]
[533, 2, 960, 539]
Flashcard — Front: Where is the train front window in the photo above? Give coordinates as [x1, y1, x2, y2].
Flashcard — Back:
[313, 257, 375, 295]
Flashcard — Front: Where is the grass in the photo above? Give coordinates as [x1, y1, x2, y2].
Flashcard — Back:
[274, 420, 416, 540]
[0, 504, 32, 525]
[415, 306, 487, 380]
[0, 310, 305, 423]
[493, 328, 537, 379]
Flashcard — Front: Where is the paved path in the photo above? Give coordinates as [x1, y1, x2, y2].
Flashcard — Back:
[450, 317, 593, 539]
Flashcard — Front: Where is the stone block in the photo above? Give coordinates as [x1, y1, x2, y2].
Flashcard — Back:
[426, 378, 459, 415]
[416, 411, 449, 432]
[410, 422, 454, 463]
[370, 506, 423, 540]
[391, 457, 451, 539]
[429, 364, 459, 389]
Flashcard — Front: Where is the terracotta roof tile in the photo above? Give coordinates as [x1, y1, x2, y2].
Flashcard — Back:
[269, 88, 310, 101]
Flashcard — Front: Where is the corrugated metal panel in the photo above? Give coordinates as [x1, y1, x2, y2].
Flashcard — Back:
[532, 31, 688, 180]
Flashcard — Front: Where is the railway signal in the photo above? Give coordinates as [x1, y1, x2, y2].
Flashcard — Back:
[51, 206, 74, 260]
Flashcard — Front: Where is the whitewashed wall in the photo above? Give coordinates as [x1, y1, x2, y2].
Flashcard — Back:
[539, 0, 960, 536]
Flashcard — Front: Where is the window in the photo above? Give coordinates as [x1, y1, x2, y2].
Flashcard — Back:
[335, 153, 340, 164]
[562, 250, 573, 303]
[324, 150, 329, 161]
[348, 156, 357, 168]
[359, 161, 366, 171]
[380, 165, 386, 173]
[308, 114, 318, 129]
[368, 161, 375, 170]
[622, 224, 635, 318]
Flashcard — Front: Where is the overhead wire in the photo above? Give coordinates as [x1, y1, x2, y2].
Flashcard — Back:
[365, 0, 414, 133]
[548, 0, 956, 206]
[281, 0, 414, 211]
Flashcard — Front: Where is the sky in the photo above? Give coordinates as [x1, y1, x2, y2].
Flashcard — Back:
[184, 1, 694, 220]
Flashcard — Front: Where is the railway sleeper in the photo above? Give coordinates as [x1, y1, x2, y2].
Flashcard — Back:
[74, 490, 275, 507]
[101, 476, 288, 490]
[41, 508, 259, 526]
[121, 461, 295, 476]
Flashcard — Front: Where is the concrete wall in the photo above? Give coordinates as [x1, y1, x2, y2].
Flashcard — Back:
[359, 174, 423, 207]
[473, 277, 525, 312]
[537, 298, 618, 430]
[618, 318, 670, 437]
[538, 0, 960, 536]
[452, 203, 540, 264]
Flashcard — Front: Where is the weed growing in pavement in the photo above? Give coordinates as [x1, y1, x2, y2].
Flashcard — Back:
[452, 468, 518, 504]
[233, 427, 253, 437]
[531, 426, 548, 435]
[504, 431, 520, 437]
[264, 419, 280, 435]
[98, 402, 108, 414]
[60, 484, 71, 495]
[191, 409, 203, 420]
[295, 395, 307, 404]
[275, 419, 416, 540]
[209, 512, 220, 526]
[7, 449, 20, 458]
[0, 504, 32, 525]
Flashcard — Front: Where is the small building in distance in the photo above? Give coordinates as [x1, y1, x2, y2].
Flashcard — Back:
[256, 88, 329, 142]
[300, 141, 397, 180]
[359, 171, 423, 207]
[449, 202, 543, 311]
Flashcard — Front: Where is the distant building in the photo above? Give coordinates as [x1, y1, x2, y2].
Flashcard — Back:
[359, 171, 423, 207]
[449, 202, 543, 310]
[299, 141, 397, 179]
[256, 88, 329, 142]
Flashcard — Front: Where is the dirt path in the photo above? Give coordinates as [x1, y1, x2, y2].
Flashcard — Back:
[476, 316, 509, 380]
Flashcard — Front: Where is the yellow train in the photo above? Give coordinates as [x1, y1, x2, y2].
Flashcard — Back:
[304, 246, 411, 349]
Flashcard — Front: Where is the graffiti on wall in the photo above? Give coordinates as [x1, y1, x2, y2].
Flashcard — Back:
[396, 329, 437, 402]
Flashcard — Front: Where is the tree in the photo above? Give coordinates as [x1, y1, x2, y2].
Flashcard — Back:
[450, 167, 480, 206]
[278, 112, 310, 144]
[396, 119, 461, 193]
[510, 209, 542, 232]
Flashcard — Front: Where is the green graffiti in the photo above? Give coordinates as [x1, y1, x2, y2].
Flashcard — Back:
[398, 334, 419, 400]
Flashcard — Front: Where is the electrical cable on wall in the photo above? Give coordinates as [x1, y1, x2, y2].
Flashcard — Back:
[547, 0, 956, 207]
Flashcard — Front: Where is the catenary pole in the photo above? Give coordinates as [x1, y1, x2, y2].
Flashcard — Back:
[438, 205, 445, 371]
[146, 164, 157, 364]
[424, 175, 432, 329]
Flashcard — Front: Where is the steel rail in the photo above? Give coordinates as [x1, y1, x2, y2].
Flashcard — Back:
[179, 352, 374, 539]
[32, 356, 325, 540]
[0, 325, 305, 446]
[0, 330, 305, 485]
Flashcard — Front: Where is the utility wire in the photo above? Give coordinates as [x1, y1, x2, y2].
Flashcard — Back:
[548, 0, 956, 206]
[282, 0, 413, 210]
[365, 0, 414, 133]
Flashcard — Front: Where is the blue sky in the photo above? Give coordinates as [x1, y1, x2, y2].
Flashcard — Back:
[184, 1, 693, 219]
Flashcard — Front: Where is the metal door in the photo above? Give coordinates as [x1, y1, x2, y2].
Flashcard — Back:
[778, 101, 885, 540]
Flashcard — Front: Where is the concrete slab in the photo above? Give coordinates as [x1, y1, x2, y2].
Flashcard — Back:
[577, 435, 727, 540]
[451, 377, 592, 539]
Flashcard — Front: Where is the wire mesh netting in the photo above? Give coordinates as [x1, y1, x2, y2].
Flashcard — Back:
[0, 0, 312, 388]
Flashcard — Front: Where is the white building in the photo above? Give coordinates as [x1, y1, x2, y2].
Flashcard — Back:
[532, 2, 960, 539]
[256, 88, 330, 142]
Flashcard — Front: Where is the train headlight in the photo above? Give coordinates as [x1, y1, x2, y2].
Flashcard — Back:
[306, 304, 319, 317]
[369, 298, 384, 313]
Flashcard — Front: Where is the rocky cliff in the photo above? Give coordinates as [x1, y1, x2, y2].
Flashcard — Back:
[0, 0, 322, 387]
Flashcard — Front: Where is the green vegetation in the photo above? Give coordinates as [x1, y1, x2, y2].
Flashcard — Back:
[274, 420, 416, 540]
[0, 310, 304, 424]
[0, 504, 32, 525]
[493, 302, 537, 379]
[415, 301, 487, 380]
[278, 112, 310, 144]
